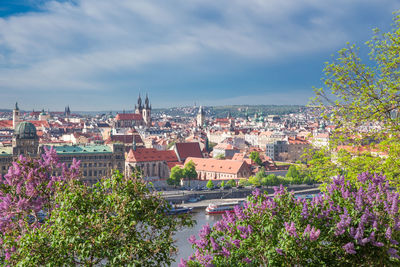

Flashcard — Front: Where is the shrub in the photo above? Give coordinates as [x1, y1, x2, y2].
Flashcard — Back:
[182, 173, 400, 266]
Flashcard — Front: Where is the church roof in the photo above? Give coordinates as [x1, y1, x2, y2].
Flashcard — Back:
[126, 148, 178, 163]
[15, 121, 37, 139]
[115, 113, 143, 121]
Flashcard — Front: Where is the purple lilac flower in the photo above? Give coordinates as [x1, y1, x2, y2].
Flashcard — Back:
[343, 242, 356, 254]
[178, 258, 187, 267]
[188, 235, 196, 245]
[284, 222, 298, 238]
[309, 227, 321, 241]
[232, 239, 241, 248]
[199, 224, 211, 238]
[385, 227, 392, 240]
[252, 188, 261, 198]
[276, 248, 284, 255]
[243, 257, 252, 263]
[373, 241, 384, 247]
[388, 248, 400, 259]
[210, 236, 219, 250]
[234, 205, 244, 220]
[221, 246, 230, 257]
[195, 239, 207, 249]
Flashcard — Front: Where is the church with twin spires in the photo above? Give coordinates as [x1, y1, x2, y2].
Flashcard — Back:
[114, 94, 152, 128]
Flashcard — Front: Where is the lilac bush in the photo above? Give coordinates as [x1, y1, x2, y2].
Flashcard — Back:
[0, 147, 80, 262]
[183, 173, 400, 266]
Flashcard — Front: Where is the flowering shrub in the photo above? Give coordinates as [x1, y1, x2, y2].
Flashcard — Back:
[0, 147, 80, 263]
[0, 147, 193, 266]
[183, 173, 400, 266]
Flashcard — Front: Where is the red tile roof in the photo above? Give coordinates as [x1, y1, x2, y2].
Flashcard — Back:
[126, 148, 178, 163]
[175, 142, 203, 161]
[0, 120, 12, 128]
[115, 113, 142, 121]
[184, 157, 250, 174]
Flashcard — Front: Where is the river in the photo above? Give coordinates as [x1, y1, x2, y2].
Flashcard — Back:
[172, 208, 222, 266]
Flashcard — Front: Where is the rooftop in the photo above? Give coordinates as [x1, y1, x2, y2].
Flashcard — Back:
[50, 145, 112, 154]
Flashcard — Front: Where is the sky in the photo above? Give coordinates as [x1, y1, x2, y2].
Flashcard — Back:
[0, 0, 399, 111]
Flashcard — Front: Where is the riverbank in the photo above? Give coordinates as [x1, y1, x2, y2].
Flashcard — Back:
[178, 187, 321, 208]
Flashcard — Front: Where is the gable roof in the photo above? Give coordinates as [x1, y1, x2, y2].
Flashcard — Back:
[175, 142, 203, 161]
[184, 157, 249, 175]
[126, 148, 179, 163]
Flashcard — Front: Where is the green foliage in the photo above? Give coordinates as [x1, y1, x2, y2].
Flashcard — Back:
[186, 173, 400, 266]
[215, 154, 225, 160]
[286, 165, 299, 179]
[183, 160, 198, 186]
[249, 151, 263, 166]
[167, 141, 176, 150]
[168, 165, 184, 187]
[301, 147, 340, 183]
[206, 180, 215, 189]
[208, 142, 217, 152]
[227, 179, 237, 188]
[238, 178, 250, 187]
[309, 11, 400, 187]
[8, 171, 193, 266]
[248, 176, 261, 187]
[220, 181, 225, 188]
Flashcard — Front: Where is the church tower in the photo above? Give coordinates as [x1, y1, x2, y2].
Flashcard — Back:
[13, 102, 20, 129]
[142, 94, 152, 127]
[135, 94, 143, 115]
[196, 106, 205, 128]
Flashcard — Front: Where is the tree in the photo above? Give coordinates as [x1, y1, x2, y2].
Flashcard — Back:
[184, 173, 400, 266]
[227, 179, 236, 188]
[183, 160, 197, 187]
[248, 176, 261, 187]
[286, 165, 299, 179]
[220, 181, 225, 188]
[238, 178, 250, 187]
[249, 151, 263, 166]
[310, 11, 400, 186]
[215, 154, 225, 160]
[168, 165, 184, 187]
[167, 141, 176, 150]
[1, 149, 193, 266]
[206, 180, 214, 190]
[255, 167, 266, 180]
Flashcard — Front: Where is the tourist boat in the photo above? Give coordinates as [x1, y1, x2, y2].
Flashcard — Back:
[205, 201, 243, 215]
[166, 206, 193, 215]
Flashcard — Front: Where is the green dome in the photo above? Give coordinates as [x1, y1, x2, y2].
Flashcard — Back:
[15, 122, 37, 139]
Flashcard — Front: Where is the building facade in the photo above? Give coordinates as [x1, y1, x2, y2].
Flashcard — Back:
[0, 121, 125, 185]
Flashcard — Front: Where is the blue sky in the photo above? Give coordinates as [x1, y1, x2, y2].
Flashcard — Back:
[0, 0, 399, 111]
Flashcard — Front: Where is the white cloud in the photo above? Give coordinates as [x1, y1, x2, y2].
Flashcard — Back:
[0, 0, 398, 106]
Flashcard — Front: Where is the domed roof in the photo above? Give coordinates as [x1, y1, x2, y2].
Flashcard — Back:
[14, 122, 37, 139]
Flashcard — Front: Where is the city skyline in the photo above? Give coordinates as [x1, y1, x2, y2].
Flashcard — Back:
[0, 0, 399, 110]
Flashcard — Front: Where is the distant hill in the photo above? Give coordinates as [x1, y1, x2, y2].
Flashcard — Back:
[153, 105, 305, 118]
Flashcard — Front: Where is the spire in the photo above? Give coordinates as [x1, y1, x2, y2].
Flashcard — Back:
[15, 102, 19, 110]
[137, 93, 142, 109]
[145, 93, 150, 109]
[227, 110, 231, 119]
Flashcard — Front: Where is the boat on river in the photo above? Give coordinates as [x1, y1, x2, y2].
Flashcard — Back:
[167, 206, 193, 215]
[205, 201, 244, 215]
